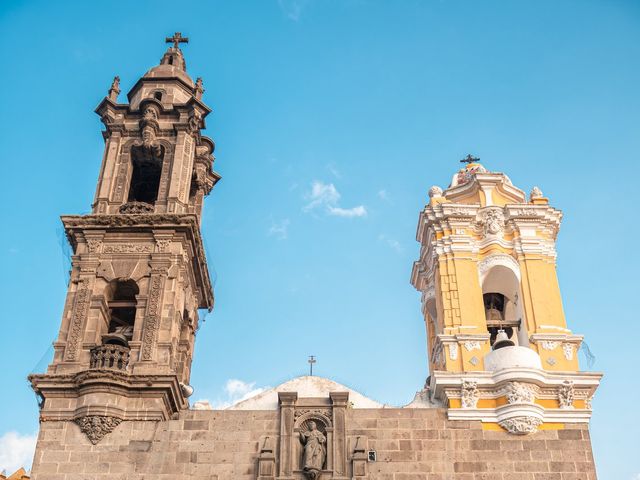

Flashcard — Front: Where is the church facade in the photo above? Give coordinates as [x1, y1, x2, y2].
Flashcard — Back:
[28, 35, 602, 479]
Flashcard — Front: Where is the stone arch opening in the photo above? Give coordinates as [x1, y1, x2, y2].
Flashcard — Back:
[128, 145, 165, 205]
[103, 279, 139, 347]
[481, 264, 527, 347]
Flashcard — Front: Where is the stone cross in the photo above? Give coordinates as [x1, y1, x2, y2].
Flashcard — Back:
[308, 355, 316, 376]
[460, 154, 479, 164]
[166, 32, 189, 49]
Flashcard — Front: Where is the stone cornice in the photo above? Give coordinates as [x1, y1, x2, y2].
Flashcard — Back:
[29, 370, 187, 421]
[62, 214, 213, 309]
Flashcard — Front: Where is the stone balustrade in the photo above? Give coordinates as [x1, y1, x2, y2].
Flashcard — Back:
[90, 344, 130, 371]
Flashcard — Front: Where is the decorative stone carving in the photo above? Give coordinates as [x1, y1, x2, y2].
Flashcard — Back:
[558, 381, 574, 409]
[530, 186, 543, 200]
[469, 356, 479, 366]
[90, 344, 130, 371]
[505, 382, 536, 404]
[431, 343, 444, 368]
[461, 380, 478, 408]
[463, 341, 481, 351]
[546, 357, 557, 366]
[423, 283, 436, 303]
[119, 201, 154, 214]
[103, 243, 153, 254]
[299, 420, 326, 480]
[65, 279, 91, 361]
[541, 341, 560, 351]
[562, 343, 574, 360]
[74, 415, 122, 444]
[585, 396, 593, 410]
[498, 416, 542, 435]
[351, 435, 368, 479]
[477, 253, 520, 281]
[295, 408, 332, 421]
[449, 343, 458, 361]
[480, 208, 504, 236]
[428, 185, 443, 199]
[86, 239, 102, 253]
[155, 238, 171, 252]
[142, 276, 163, 360]
[257, 436, 276, 480]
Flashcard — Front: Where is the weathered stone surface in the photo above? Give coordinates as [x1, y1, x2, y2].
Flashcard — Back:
[30, 408, 597, 480]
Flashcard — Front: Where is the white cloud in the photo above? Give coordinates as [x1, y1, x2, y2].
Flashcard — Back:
[378, 234, 403, 253]
[197, 379, 269, 410]
[0, 431, 37, 474]
[328, 206, 367, 218]
[277, 0, 311, 21]
[268, 218, 290, 240]
[304, 181, 340, 211]
[304, 181, 367, 218]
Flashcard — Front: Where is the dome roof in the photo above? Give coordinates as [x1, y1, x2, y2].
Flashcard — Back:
[142, 47, 194, 87]
[224, 375, 385, 410]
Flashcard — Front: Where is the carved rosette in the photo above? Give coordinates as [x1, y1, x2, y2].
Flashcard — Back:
[498, 416, 542, 435]
[74, 415, 122, 444]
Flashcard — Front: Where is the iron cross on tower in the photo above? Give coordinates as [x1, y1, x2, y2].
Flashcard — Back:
[308, 356, 316, 376]
[460, 154, 480, 164]
[166, 32, 189, 49]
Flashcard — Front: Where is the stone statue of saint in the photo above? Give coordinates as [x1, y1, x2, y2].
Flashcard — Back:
[299, 421, 326, 479]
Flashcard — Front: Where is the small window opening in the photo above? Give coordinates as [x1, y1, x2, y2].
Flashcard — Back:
[154, 91, 163, 101]
[168, 56, 173, 65]
[128, 155, 163, 204]
[104, 280, 139, 347]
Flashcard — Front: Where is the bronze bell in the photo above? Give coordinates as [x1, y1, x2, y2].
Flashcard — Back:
[101, 333, 129, 348]
[492, 329, 515, 350]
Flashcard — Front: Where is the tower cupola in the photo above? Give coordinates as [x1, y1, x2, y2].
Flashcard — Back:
[411, 155, 601, 434]
[29, 34, 219, 444]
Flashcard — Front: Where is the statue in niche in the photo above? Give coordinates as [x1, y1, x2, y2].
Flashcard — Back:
[299, 420, 326, 479]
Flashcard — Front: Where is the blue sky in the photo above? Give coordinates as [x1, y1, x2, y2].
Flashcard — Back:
[0, 0, 639, 477]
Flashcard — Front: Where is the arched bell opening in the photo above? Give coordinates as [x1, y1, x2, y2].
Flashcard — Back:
[481, 264, 527, 348]
[128, 147, 164, 205]
[103, 279, 139, 347]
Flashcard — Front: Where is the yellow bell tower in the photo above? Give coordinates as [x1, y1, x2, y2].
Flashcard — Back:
[411, 156, 601, 434]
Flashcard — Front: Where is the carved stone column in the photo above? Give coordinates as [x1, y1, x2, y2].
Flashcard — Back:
[277, 391, 297, 480]
[330, 392, 349, 480]
[139, 259, 170, 364]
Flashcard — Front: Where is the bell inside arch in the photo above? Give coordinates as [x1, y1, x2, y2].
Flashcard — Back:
[492, 329, 515, 350]
[484, 292, 505, 321]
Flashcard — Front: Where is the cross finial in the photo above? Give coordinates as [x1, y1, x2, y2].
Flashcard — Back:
[308, 355, 316, 376]
[460, 154, 480, 165]
[166, 32, 189, 49]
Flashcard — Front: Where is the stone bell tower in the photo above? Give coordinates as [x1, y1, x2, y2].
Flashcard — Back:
[29, 33, 219, 443]
[411, 156, 602, 434]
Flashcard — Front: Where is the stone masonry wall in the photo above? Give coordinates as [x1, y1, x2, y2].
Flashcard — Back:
[30, 409, 597, 480]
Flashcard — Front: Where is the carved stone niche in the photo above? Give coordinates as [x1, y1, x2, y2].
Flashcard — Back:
[276, 391, 349, 480]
